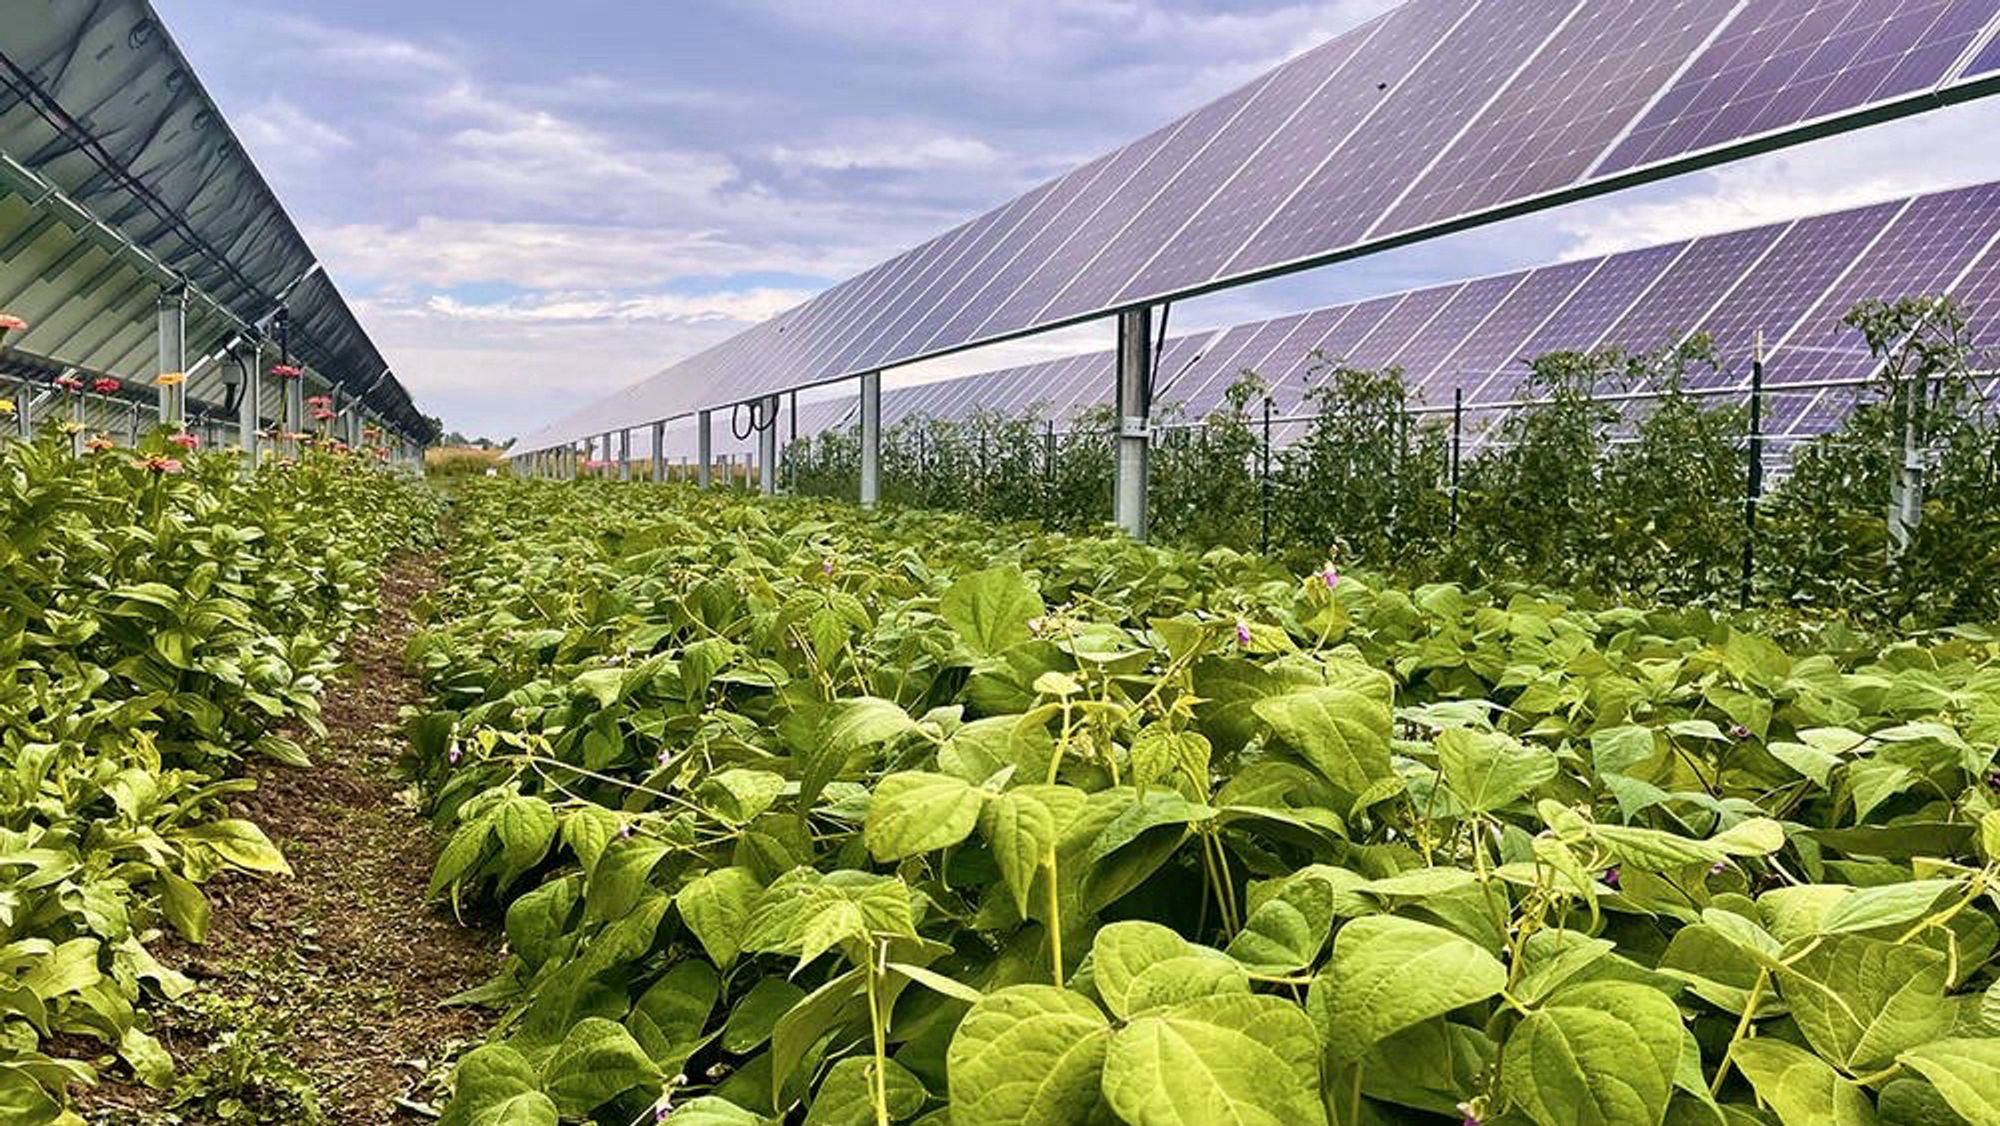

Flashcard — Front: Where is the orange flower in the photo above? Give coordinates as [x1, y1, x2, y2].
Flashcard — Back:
[155, 372, 187, 387]
[85, 434, 115, 454]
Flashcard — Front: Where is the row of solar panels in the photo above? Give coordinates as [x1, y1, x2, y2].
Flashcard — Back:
[521, 0, 2000, 453]
[610, 180, 1999, 466]
[0, 0, 434, 441]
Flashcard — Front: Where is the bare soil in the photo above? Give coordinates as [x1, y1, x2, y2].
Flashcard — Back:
[78, 555, 501, 1124]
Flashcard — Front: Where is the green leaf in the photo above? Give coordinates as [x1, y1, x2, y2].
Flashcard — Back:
[865, 772, 984, 861]
[1776, 933, 1952, 1072]
[179, 819, 292, 875]
[808, 697, 920, 805]
[723, 978, 807, 1053]
[159, 869, 211, 944]
[540, 1017, 662, 1117]
[1898, 1039, 2000, 1126]
[980, 785, 1087, 915]
[1436, 727, 1557, 812]
[1225, 867, 1346, 974]
[1311, 915, 1506, 1066]
[1729, 1038, 1874, 1126]
[1500, 982, 1681, 1126]
[940, 565, 1046, 656]
[666, 1097, 770, 1126]
[1091, 921, 1196, 1019]
[571, 667, 624, 708]
[494, 796, 558, 890]
[1101, 994, 1325, 1126]
[678, 867, 762, 967]
[1252, 686, 1395, 803]
[440, 1044, 559, 1126]
[698, 769, 789, 824]
[946, 985, 1110, 1125]
[805, 1056, 927, 1126]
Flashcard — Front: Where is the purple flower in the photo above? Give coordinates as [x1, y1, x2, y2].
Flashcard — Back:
[618, 822, 636, 840]
[1234, 621, 1252, 646]
[821, 559, 835, 575]
[1729, 724, 1752, 741]
[1603, 867, 1621, 889]
[1710, 860, 1729, 875]
[657, 748, 673, 769]
[447, 747, 462, 766]
[1321, 565, 1340, 590]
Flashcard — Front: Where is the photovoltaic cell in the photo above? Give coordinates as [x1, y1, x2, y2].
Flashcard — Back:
[1033, 26, 1387, 326]
[1217, 2, 1581, 283]
[1176, 314, 1309, 415]
[1429, 258, 1602, 392]
[1968, 26, 2000, 75]
[1160, 324, 1264, 397]
[1771, 182, 2000, 383]
[1111, 0, 1494, 306]
[1377, 0, 1741, 236]
[1384, 273, 1529, 397]
[971, 77, 1276, 344]
[1597, 224, 1789, 359]
[1598, 0, 1998, 175]
[1682, 199, 1904, 380]
[1521, 243, 1692, 360]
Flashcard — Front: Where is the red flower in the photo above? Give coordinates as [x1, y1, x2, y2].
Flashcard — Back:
[91, 377, 122, 395]
[170, 433, 199, 451]
[0, 313, 27, 333]
[311, 408, 336, 422]
[53, 374, 84, 393]
[133, 455, 183, 474]
[271, 364, 303, 379]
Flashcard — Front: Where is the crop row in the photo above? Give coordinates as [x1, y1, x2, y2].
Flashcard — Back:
[413, 477, 2000, 1125]
[0, 431, 441, 1119]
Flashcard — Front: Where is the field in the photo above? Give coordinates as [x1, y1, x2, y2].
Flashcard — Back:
[396, 477, 2000, 1126]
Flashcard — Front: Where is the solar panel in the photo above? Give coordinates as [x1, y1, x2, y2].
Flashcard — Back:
[1769, 182, 2000, 383]
[1384, 273, 1531, 397]
[1596, 1, 1998, 176]
[519, 1, 2000, 456]
[1595, 224, 1790, 357]
[1430, 258, 1602, 394]
[1969, 26, 2000, 76]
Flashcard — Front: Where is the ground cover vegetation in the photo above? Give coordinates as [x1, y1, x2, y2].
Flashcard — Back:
[413, 474, 2000, 1125]
[0, 428, 441, 1120]
[784, 297, 1999, 628]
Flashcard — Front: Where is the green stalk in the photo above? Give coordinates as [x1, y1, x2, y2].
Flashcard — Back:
[1046, 854, 1065, 985]
[1709, 967, 1767, 1097]
[865, 938, 890, 1126]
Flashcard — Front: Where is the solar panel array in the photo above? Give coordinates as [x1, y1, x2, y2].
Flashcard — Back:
[756, 182, 1999, 462]
[520, 0, 2000, 455]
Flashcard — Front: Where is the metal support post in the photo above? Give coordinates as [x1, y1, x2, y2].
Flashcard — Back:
[1114, 306, 1154, 540]
[860, 371, 882, 508]
[698, 410, 714, 488]
[760, 394, 779, 495]
[1260, 397, 1273, 554]
[156, 287, 187, 428]
[651, 421, 666, 483]
[1742, 335, 1765, 604]
[1450, 386, 1463, 539]
[619, 428, 632, 481]
[239, 339, 262, 463]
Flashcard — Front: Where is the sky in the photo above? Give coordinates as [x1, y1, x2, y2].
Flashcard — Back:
[154, 0, 2000, 444]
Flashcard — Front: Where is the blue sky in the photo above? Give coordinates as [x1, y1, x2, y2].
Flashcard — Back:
[156, 0, 2000, 442]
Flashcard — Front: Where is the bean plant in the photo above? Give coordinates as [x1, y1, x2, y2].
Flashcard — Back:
[415, 477, 2000, 1126]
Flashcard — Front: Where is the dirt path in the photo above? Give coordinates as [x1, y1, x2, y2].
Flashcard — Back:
[81, 554, 501, 1124]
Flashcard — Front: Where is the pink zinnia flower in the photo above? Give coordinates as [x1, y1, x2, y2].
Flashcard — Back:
[170, 433, 199, 451]
[311, 408, 335, 422]
[85, 435, 115, 454]
[1321, 565, 1340, 590]
[134, 455, 183, 474]
[0, 313, 27, 333]
[270, 364, 303, 379]
[91, 377, 121, 395]
[53, 374, 84, 393]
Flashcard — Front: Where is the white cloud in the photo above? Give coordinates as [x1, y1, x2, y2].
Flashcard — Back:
[419, 288, 817, 325]
[235, 97, 354, 166]
[771, 133, 1002, 173]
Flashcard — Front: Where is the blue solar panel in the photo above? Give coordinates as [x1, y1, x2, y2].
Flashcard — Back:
[1598, 0, 1997, 175]
[1177, 314, 1311, 415]
[1213, 3, 1583, 285]
[1969, 24, 2000, 76]
[1377, 0, 1741, 236]
[1383, 274, 1528, 397]
[1033, 25, 1387, 328]
[1598, 224, 1789, 356]
[1686, 199, 1904, 380]
[1771, 182, 2000, 384]
[1430, 258, 1601, 392]
[1107, 1, 1493, 309]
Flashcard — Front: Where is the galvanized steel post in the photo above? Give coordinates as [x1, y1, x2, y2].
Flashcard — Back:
[759, 394, 779, 495]
[860, 371, 882, 508]
[1114, 306, 1154, 541]
[698, 409, 714, 488]
[156, 287, 187, 428]
[651, 421, 666, 483]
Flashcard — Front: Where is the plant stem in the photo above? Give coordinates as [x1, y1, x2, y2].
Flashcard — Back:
[1046, 854, 1064, 986]
[1709, 967, 1767, 1096]
[865, 939, 890, 1126]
